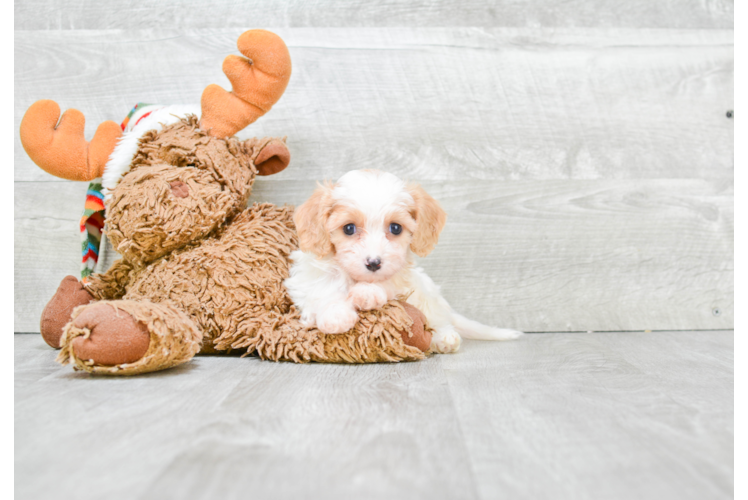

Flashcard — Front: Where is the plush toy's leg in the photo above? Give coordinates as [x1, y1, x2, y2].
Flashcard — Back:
[214, 301, 431, 364]
[84, 259, 133, 300]
[40, 276, 96, 348]
[57, 300, 203, 375]
[317, 300, 434, 363]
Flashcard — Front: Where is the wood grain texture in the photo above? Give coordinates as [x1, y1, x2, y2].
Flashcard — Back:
[14, 330, 733, 500]
[14, 335, 477, 500]
[440, 330, 734, 500]
[730, 38, 748, 332]
[14, 0, 734, 30]
[14, 179, 733, 333]
[14, 181, 88, 333]
[728, 117, 748, 330]
[14, 28, 734, 182]
[13, 27, 734, 334]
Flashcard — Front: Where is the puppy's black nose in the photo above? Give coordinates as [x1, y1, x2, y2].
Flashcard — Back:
[365, 257, 382, 272]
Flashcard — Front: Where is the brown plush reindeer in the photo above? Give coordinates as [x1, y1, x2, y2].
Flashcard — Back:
[19, 30, 432, 375]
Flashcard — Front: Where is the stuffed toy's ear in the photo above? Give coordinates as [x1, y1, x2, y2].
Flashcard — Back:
[254, 138, 291, 176]
[20, 100, 122, 181]
[408, 184, 447, 257]
[200, 30, 292, 138]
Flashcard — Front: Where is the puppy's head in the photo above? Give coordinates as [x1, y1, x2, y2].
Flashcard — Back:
[294, 170, 446, 282]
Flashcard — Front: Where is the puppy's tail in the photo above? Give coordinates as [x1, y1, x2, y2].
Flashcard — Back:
[451, 312, 523, 341]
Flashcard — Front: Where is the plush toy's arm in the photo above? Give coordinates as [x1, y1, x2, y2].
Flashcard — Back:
[84, 259, 133, 300]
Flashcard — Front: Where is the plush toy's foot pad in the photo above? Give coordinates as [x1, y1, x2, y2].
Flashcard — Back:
[58, 299, 203, 375]
[69, 302, 150, 366]
[40, 275, 96, 349]
[398, 301, 432, 352]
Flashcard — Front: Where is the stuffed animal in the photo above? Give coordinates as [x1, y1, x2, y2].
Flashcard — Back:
[20, 30, 432, 375]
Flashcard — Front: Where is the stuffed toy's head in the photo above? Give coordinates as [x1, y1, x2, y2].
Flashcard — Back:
[103, 119, 290, 267]
[19, 29, 293, 269]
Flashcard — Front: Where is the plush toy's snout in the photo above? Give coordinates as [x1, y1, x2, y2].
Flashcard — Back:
[170, 181, 190, 198]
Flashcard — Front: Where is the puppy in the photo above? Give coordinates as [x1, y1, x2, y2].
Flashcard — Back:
[284, 169, 522, 353]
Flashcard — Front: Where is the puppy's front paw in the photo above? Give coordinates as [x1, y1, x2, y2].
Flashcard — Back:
[316, 302, 359, 334]
[348, 283, 388, 311]
[430, 326, 462, 354]
[300, 312, 316, 328]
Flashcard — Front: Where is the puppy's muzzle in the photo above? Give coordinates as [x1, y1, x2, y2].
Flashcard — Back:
[365, 257, 382, 272]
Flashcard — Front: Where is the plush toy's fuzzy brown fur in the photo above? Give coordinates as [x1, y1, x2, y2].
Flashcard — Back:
[45, 117, 431, 375]
[26, 29, 432, 375]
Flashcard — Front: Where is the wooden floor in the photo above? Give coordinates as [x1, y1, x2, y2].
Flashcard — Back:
[14, 331, 733, 500]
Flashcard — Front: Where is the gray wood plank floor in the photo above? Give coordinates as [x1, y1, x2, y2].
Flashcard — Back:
[14, 331, 733, 500]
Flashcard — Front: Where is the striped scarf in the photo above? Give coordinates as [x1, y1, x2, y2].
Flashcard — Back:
[80, 103, 152, 281]
[80, 182, 105, 280]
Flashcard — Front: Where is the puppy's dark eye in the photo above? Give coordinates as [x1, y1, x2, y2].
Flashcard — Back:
[343, 223, 356, 235]
[390, 223, 402, 235]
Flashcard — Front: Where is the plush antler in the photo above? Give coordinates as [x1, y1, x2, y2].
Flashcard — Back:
[19, 100, 122, 181]
[200, 30, 292, 139]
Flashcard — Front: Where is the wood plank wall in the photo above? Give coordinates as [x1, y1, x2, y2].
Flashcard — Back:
[14, 3, 734, 333]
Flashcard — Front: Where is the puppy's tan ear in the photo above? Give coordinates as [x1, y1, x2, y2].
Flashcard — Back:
[408, 184, 447, 257]
[294, 182, 335, 257]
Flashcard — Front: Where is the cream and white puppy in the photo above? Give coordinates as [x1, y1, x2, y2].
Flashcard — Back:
[284, 169, 522, 353]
